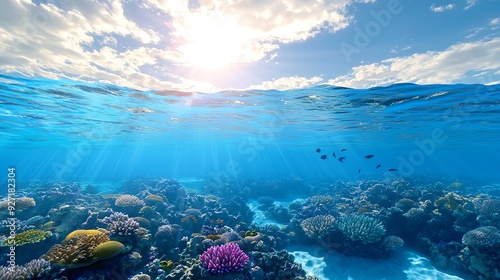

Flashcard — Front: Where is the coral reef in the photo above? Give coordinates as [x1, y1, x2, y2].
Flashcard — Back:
[102, 212, 140, 236]
[199, 243, 249, 274]
[0, 197, 36, 211]
[0, 258, 51, 280]
[339, 215, 386, 244]
[43, 229, 125, 268]
[300, 214, 336, 239]
[1, 229, 52, 247]
[115, 194, 145, 207]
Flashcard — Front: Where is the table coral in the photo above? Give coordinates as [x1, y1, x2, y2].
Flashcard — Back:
[1, 229, 52, 247]
[43, 229, 125, 268]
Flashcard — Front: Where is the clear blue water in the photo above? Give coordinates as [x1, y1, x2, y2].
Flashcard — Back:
[1, 74, 499, 187]
[1, 74, 500, 279]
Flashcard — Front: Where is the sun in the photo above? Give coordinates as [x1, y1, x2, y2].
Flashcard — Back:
[178, 14, 247, 70]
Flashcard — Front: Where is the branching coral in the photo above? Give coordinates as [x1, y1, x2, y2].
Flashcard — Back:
[0, 259, 51, 279]
[306, 195, 334, 206]
[339, 215, 386, 244]
[115, 195, 145, 207]
[43, 229, 124, 268]
[0, 197, 36, 211]
[102, 212, 140, 236]
[1, 229, 52, 247]
[300, 214, 336, 239]
[199, 243, 249, 274]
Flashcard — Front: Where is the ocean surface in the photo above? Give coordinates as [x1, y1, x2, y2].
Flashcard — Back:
[1, 74, 500, 280]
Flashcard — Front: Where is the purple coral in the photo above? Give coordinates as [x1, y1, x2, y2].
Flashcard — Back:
[199, 243, 249, 274]
[102, 212, 140, 236]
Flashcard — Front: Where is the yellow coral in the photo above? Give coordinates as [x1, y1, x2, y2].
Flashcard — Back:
[92, 241, 125, 260]
[144, 194, 164, 203]
[44, 229, 123, 268]
[1, 229, 52, 247]
[65, 229, 106, 240]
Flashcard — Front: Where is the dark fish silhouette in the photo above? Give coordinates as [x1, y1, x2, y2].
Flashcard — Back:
[316, 148, 321, 153]
[364, 155, 375, 159]
[341, 149, 346, 152]
[376, 164, 381, 169]
[338, 156, 345, 162]
[320, 155, 327, 160]
[358, 169, 361, 173]
[388, 168, 398, 172]
[332, 152, 336, 158]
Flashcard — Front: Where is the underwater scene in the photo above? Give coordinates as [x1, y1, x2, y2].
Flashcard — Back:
[1, 74, 500, 280]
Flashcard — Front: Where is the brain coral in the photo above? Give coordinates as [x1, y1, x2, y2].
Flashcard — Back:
[339, 215, 386, 244]
[115, 195, 145, 207]
[199, 243, 249, 274]
[301, 214, 336, 239]
[383, 235, 404, 250]
[462, 226, 500, 248]
[44, 229, 124, 268]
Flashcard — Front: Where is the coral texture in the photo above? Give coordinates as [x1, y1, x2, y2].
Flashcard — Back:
[462, 226, 500, 248]
[301, 214, 336, 239]
[0, 259, 51, 279]
[339, 215, 386, 244]
[44, 229, 124, 268]
[102, 212, 140, 236]
[1, 229, 52, 247]
[199, 243, 249, 274]
[115, 195, 145, 207]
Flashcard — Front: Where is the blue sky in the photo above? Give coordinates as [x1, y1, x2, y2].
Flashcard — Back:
[0, 0, 499, 91]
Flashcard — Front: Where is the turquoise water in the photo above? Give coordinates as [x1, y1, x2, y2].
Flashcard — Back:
[1, 74, 499, 186]
[1, 74, 500, 279]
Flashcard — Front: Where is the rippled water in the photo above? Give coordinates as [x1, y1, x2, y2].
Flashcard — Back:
[1, 74, 499, 185]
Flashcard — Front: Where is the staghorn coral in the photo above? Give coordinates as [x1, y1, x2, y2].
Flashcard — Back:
[102, 212, 140, 236]
[0, 197, 36, 211]
[0, 258, 51, 280]
[301, 214, 336, 239]
[43, 229, 124, 268]
[115, 195, 145, 207]
[339, 214, 386, 244]
[199, 243, 249, 274]
[1, 229, 52, 247]
[462, 226, 500, 248]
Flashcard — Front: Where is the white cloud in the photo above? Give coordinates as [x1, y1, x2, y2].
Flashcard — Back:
[249, 76, 323, 90]
[0, 0, 370, 91]
[328, 37, 500, 88]
[144, 0, 361, 64]
[465, 0, 478, 10]
[430, 4, 455, 12]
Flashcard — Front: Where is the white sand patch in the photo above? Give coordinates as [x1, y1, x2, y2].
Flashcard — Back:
[289, 245, 464, 280]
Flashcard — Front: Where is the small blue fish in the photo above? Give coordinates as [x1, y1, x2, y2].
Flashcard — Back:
[338, 156, 346, 162]
[376, 164, 381, 169]
[320, 155, 327, 160]
[332, 152, 336, 158]
[316, 148, 321, 153]
[364, 155, 375, 159]
[388, 168, 397, 172]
